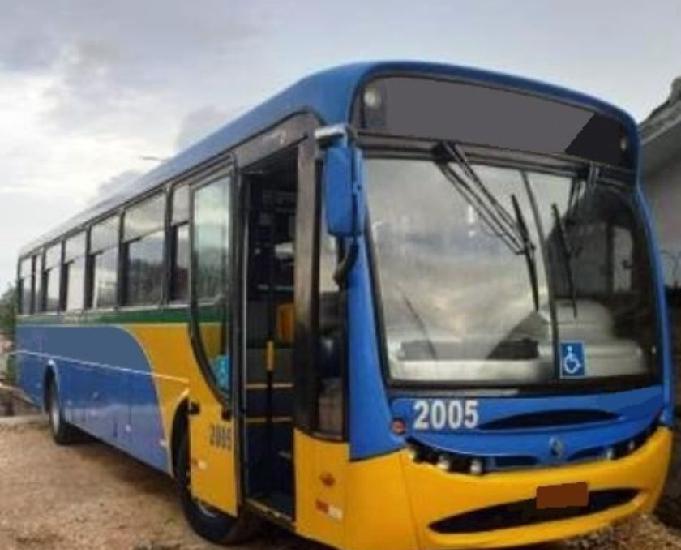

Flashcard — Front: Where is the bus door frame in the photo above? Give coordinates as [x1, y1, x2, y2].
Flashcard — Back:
[231, 113, 324, 522]
[187, 160, 240, 516]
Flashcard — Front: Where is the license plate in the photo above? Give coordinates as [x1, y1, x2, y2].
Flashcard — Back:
[536, 482, 588, 509]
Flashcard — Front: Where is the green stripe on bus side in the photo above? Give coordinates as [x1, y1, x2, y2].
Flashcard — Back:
[17, 307, 191, 325]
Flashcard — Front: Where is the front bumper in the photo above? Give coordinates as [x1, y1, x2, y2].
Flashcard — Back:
[342, 426, 671, 550]
[403, 426, 671, 549]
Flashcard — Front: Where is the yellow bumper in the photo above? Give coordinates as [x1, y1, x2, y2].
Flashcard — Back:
[342, 427, 671, 550]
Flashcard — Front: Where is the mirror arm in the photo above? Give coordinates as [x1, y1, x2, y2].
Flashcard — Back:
[333, 239, 359, 285]
[333, 180, 360, 284]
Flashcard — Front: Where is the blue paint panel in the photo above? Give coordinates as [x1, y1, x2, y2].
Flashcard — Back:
[348, 237, 403, 459]
[391, 386, 663, 466]
[15, 350, 47, 405]
[15, 324, 170, 473]
[636, 186, 675, 426]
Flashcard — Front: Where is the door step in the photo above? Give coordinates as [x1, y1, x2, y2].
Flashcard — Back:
[247, 493, 293, 524]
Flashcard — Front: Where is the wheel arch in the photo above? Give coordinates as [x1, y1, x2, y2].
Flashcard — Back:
[42, 363, 57, 411]
[171, 398, 189, 479]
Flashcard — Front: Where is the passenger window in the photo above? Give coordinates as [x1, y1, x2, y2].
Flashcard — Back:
[91, 249, 118, 308]
[123, 194, 165, 306]
[125, 231, 164, 305]
[194, 180, 229, 301]
[193, 176, 230, 393]
[43, 243, 62, 312]
[124, 194, 165, 241]
[64, 233, 86, 311]
[65, 258, 86, 311]
[34, 254, 42, 311]
[18, 257, 34, 314]
[317, 211, 344, 436]
[89, 215, 119, 309]
[170, 185, 190, 302]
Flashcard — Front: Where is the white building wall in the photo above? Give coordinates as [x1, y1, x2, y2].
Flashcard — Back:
[643, 156, 681, 288]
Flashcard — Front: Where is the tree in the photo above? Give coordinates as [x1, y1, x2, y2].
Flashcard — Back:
[0, 284, 16, 339]
[0, 285, 16, 383]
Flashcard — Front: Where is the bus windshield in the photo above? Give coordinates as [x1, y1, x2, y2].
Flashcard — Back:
[366, 156, 657, 386]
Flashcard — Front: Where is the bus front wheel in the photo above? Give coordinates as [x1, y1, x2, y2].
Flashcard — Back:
[176, 433, 261, 544]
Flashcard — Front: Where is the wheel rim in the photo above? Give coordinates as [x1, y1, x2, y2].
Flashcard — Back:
[49, 386, 60, 433]
[195, 499, 221, 518]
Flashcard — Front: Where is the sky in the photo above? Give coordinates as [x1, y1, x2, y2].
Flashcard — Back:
[1, 0, 680, 289]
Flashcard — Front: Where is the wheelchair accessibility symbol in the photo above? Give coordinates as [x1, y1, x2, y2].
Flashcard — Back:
[560, 342, 586, 378]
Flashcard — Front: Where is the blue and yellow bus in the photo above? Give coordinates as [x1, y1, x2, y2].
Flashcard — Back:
[15, 62, 673, 549]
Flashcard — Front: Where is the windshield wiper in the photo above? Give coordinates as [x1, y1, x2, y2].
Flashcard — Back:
[435, 142, 542, 310]
[398, 287, 438, 360]
[551, 203, 578, 318]
[511, 194, 539, 311]
[435, 141, 523, 254]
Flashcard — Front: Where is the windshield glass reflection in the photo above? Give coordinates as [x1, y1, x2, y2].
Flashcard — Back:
[365, 158, 655, 385]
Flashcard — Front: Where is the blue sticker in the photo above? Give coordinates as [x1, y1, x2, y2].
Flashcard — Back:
[212, 355, 231, 391]
[560, 342, 586, 378]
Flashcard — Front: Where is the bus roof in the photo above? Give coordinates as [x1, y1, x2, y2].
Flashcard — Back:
[20, 60, 637, 256]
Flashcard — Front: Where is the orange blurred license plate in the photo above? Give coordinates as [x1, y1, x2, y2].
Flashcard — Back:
[536, 482, 589, 509]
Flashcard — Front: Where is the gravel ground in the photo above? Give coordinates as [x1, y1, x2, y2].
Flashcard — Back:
[0, 421, 314, 550]
[1, 419, 681, 550]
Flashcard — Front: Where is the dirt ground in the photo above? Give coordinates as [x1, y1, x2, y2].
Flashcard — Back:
[1, 420, 681, 550]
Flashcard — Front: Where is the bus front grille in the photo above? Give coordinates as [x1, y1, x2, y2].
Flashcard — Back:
[429, 489, 638, 534]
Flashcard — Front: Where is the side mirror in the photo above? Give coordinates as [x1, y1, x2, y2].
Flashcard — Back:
[323, 145, 364, 237]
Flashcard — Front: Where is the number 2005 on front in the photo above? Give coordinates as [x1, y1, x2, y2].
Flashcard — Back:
[412, 399, 480, 431]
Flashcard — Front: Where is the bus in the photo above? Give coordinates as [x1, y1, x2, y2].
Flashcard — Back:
[15, 61, 673, 550]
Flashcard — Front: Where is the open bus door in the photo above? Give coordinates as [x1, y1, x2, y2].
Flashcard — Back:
[186, 167, 239, 518]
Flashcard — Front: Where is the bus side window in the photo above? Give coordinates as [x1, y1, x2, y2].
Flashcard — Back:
[122, 193, 165, 306]
[88, 215, 119, 309]
[18, 257, 34, 314]
[64, 232, 86, 312]
[34, 253, 42, 312]
[316, 212, 344, 436]
[170, 184, 190, 302]
[43, 243, 63, 312]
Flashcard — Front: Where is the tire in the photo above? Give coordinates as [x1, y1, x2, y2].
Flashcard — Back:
[656, 419, 681, 528]
[46, 379, 78, 445]
[176, 432, 261, 544]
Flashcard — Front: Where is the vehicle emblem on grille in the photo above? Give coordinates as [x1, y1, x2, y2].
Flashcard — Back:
[549, 437, 565, 459]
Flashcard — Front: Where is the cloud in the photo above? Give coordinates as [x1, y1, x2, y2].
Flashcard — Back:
[175, 105, 253, 151]
[2, 0, 681, 293]
[0, 1, 261, 136]
[92, 169, 144, 201]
